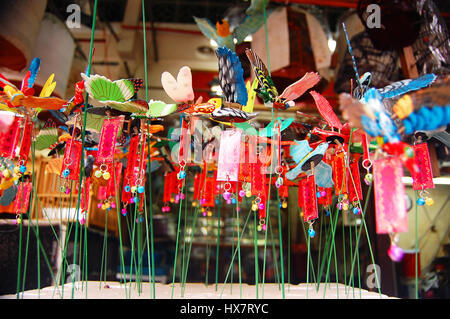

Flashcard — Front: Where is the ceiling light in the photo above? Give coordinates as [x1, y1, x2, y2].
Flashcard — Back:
[328, 38, 336, 52]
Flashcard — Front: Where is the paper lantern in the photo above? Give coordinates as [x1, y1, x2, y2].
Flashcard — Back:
[0, 0, 47, 71]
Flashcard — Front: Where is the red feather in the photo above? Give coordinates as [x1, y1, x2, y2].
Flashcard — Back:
[310, 91, 343, 130]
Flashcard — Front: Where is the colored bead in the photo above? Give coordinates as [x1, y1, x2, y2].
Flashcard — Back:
[320, 190, 327, 197]
[316, 191, 321, 198]
[231, 198, 237, 204]
[64, 188, 71, 194]
[131, 186, 137, 193]
[80, 218, 86, 225]
[60, 186, 66, 192]
[258, 203, 265, 210]
[97, 203, 103, 209]
[111, 202, 116, 209]
[425, 197, 434, 206]
[202, 211, 207, 217]
[262, 224, 267, 231]
[134, 196, 139, 203]
[353, 207, 360, 215]
[178, 171, 186, 179]
[245, 190, 252, 198]
[239, 190, 246, 197]
[102, 171, 111, 180]
[276, 177, 283, 186]
[252, 204, 258, 211]
[137, 186, 145, 194]
[94, 170, 102, 178]
[175, 194, 180, 201]
[181, 193, 185, 200]
[275, 182, 281, 189]
[214, 199, 219, 205]
[13, 166, 20, 174]
[417, 197, 426, 206]
[387, 243, 404, 262]
[342, 203, 349, 211]
[19, 165, 27, 174]
[105, 202, 111, 209]
[282, 202, 288, 209]
[222, 191, 231, 201]
[130, 198, 134, 204]
[257, 225, 262, 232]
[226, 199, 232, 205]
[62, 169, 70, 177]
[192, 201, 197, 207]
[207, 211, 213, 217]
[124, 185, 131, 192]
[15, 218, 22, 225]
[364, 173, 373, 185]
[308, 229, 316, 238]
[101, 204, 106, 210]
[404, 147, 414, 158]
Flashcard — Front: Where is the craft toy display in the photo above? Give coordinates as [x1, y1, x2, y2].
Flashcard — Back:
[0, 0, 448, 300]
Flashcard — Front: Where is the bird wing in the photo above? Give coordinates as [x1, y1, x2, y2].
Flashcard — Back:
[193, 16, 219, 41]
[377, 73, 437, 99]
[245, 48, 278, 99]
[81, 73, 137, 104]
[161, 66, 195, 103]
[279, 72, 321, 101]
[310, 91, 343, 130]
[216, 47, 248, 105]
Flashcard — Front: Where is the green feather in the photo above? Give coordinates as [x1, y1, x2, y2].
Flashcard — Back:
[35, 127, 58, 150]
[147, 100, 177, 117]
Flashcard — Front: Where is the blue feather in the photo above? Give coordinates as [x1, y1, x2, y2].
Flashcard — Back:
[216, 47, 248, 105]
[378, 73, 436, 99]
[28, 57, 41, 88]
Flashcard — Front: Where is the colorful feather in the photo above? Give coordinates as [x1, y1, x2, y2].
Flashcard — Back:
[342, 23, 362, 91]
[377, 73, 437, 99]
[147, 100, 178, 117]
[39, 74, 57, 98]
[310, 91, 343, 130]
[279, 72, 321, 102]
[25, 57, 41, 89]
[216, 47, 248, 106]
[81, 73, 141, 104]
[210, 107, 257, 123]
[35, 121, 58, 150]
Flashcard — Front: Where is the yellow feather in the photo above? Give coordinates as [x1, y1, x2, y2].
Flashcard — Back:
[243, 78, 258, 113]
[39, 74, 56, 97]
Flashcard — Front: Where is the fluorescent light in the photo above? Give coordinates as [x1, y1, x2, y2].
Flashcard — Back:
[402, 176, 450, 185]
[210, 39, 218, 47]
[244, 35, 252, 42]
[328, 38, 336, 52]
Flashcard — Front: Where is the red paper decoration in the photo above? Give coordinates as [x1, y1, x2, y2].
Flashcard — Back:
[299, 175, 318, 222]
[14, 182, 32, 214]
[373, 157, 408, 234]
[97, 116, 123, 163]
[347, 160, 363, 203]
[60, 139, 82, 181]
[412, 143, 434, 191]
[0, 114, 22, 158]
[18, 118, 33, 165]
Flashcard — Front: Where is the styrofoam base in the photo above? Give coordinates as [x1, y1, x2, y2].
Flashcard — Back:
[1, 281, 395, 299]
